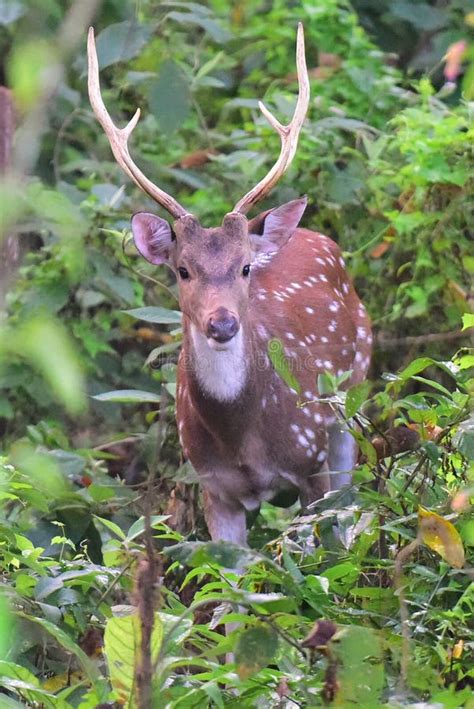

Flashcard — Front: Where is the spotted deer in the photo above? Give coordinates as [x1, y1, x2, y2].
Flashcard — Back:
[88, 25, 371, 546]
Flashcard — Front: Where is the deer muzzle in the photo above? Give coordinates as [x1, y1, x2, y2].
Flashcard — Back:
[206, 308, 240, 344]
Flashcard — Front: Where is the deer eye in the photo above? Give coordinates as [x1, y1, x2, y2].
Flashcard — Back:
[242, 264, 251, 277]
[178, 267, 189, 280]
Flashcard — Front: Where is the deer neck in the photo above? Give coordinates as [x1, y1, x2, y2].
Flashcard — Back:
[185, 320, 252, 404]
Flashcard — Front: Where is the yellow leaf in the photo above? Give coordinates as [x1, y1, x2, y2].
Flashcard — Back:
[418, 507, 465, 568]
[452, 639, 464, 659]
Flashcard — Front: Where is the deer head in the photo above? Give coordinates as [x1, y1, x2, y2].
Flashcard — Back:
[87, 24, 309, 350]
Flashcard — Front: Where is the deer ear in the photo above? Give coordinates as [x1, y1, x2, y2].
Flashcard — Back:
[250, 196, 307, 254]
[131, 212, 174, 264]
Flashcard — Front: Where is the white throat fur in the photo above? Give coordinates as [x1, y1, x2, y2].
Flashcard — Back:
[190, 324, 247, 402]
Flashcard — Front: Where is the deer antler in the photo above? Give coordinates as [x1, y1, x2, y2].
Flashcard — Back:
[87, 27, 188, 220]
[232, 23, 310, 215]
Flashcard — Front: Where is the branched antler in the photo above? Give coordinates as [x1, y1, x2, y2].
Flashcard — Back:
[87, 27, 188, 219]
[232, 23, 310, 214]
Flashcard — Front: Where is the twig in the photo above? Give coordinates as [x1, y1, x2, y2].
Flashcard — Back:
[93, 434, 144, 451]
[135, 387, 168, 708]
[375, 328, 472, 350]
[394, 536, 420, 689]
[94, 560, 134, 609]
[135, 556, 158, 708]
[120, 234, 180, 304]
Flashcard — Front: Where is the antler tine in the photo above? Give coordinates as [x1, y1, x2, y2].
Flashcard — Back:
[233, 23, 310, 215]
[87, 27, 188, 220]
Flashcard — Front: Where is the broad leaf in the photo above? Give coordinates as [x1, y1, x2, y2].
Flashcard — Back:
[126, 515, 171, 542]
[123, 307, 182, 324]
[104, 610, 163, 706]
[398, 357, 434, 380]
[418, 507, 465, 568]
[164, 540, 260, 569]
[345, 380, 371, 418]
[268, 338, 301, 394]
[95, 22, 152, 69]
[149, 60, 190, 134]
[93, 515, 126, 540]
[461, 313, 474, 331]
[235, 624, 278, 678]
[332, 626, 384, 705]
[92, 389, 160, 404]
[15, 614, 100, 685]
[0, 661, 40, 706]
[8, 317, 86, 414]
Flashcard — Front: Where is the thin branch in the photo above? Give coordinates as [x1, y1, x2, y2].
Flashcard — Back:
[394, 537, 420, 689]
[375, 328, 472, 350]
[135, 387, 168, 708]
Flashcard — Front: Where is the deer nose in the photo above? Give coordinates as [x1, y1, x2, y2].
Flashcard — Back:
[206, 312, 239, 343]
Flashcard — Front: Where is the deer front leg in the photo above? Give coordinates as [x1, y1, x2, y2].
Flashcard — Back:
[203, 489, 247, 546]
[327, 423, 358, 490]
[203, 488, 247, 662]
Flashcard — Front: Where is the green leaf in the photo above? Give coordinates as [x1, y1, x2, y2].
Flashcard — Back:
[332, 626, 384, 705]
[15, 613, 100, 685]
[94, 515, 126, 540]
[345, 380, 371, 418]
[321, 561, 360, 593]
[166, 10, 231, 43]
[104, 610, 163, 706]
[123, 307, 182, 324]
[267, 339, 301, 394]
[0, 693, 26, 708]
[398, 357, 434, 380]
[4, 316, 86, 414]
[461, 313, 474, 331]
[458, 428, 474, 460]
[149, 60, 190, 134]
[0, 596, 15, 660]
[325, 161, 365, 205]
[0, 660, 39, 690]
[0, 673, 63, 709]
[8, 444, 70, 502]
[317, 371, 336, 395]
[35, 575, 64, 601]
[158, 612, 193, 650]
[126, 515, 171, 542]
[453, 354, 474, 371]
[92, 389, 160, 404]
[145, 341, 182, 367]
[95, 22, 152, 69]
[390, 0, 447, 31]
[164, 541, 260, 569]
[7, 39, 56, 110]
[196, 51, 224, 79]
[235, 624, 278, 678]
